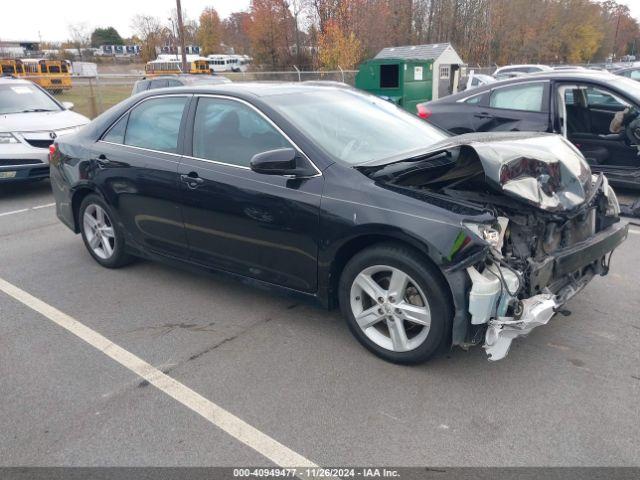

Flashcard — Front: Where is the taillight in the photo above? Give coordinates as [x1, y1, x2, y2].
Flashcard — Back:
[417, 104, 432, 119]
[49, 143, 56, 160]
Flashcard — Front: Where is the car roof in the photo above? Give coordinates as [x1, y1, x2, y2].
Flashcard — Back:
[614, 66, 640, 73]
[427, 70, 626, 104]
[135, 81, 351, 99]
[494, 64, 552, 71]
[138, 74, 230, 84]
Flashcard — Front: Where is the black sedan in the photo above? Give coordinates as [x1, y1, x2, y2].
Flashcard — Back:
[417, 71, 640, 188]
[50, 83, 627, 363]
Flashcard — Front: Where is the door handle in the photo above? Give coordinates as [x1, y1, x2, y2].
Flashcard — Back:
[180, 173, 204, 189]
[474, 112, 491, 118]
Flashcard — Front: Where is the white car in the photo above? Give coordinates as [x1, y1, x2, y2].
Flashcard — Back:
[493, 64, 552, 80]
[0, 78, 89, 183]
[464, 72, 496, 90]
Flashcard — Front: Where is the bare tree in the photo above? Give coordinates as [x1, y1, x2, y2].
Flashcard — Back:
[68, 22, 90, 59]
[131, 15, 164, 62]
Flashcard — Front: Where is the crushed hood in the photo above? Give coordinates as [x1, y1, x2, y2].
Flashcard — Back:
[364, 132, 594, 212]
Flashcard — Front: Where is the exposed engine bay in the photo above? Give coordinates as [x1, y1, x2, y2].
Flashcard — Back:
[359, 132, 629, 360]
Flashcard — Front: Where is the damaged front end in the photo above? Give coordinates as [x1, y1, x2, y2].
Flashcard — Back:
[364, 132, 629, 360]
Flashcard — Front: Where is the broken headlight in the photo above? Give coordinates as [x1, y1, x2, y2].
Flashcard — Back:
[463, 217, 509, 250]
[499, 157, 562, 190]
[601, 176, 620, 217]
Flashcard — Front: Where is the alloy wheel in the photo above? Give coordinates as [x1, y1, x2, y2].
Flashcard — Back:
[349, 265, 431, 352]
[83, 204, 116, 260]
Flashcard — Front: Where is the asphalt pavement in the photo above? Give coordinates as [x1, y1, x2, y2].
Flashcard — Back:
[1, 181, 639, 467]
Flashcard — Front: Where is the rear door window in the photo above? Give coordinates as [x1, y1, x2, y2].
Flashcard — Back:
[123, 97, 189, 153]
[490, 83, 546, 112]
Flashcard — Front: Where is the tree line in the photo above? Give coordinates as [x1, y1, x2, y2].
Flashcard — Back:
[100, 0, 640, 70]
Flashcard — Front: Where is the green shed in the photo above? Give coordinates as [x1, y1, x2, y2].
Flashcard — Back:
[355, 43, 464, 114]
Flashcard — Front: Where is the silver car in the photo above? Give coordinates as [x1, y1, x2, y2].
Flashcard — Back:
[0, 78, 89, 183]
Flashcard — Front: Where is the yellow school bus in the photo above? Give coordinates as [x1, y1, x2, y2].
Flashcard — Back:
[21, 59, 72, 94]
[1, 58, 25, 77]
[144, 58, 210, 76]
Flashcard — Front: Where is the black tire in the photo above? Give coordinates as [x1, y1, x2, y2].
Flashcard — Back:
[338, 243, 452, 364]
[78, 194, 133, 268]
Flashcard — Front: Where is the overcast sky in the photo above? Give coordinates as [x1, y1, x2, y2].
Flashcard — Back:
[3, 0, 640, 43]
[3, 0, 251, 42]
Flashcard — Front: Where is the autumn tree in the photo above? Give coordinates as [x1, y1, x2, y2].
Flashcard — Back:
[221, 0, 639, 69]
[198, 7, 222, 55]
[318, 20, 362, 69]
[248, 0, 296, 69]
[222, 12, 252, 54]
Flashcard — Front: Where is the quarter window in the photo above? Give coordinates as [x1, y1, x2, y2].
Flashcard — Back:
[490, 83, 545, 112]
[103, 114, 128, 144]
[192, 98, 291, 167]
[124, 97, 188, 153]
[465, 94, 484, 104]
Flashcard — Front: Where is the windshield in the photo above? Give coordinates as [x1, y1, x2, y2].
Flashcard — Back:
[0, 83, 61, 115]
[267, 88, 448, 165]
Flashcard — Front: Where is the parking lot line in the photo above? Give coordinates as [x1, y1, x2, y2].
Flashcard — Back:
[0, 203, 55, 217]
[0, 275, 318, 471]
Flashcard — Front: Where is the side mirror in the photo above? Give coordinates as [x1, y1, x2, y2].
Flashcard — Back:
[250, 148, 298, 175]
[62, 101, 74, 111]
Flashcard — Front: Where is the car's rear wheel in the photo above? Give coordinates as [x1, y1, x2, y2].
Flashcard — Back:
[79, 194, 132, 268]
[339, 244, 451, 364]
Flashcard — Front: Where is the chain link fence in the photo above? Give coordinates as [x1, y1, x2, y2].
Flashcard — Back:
[27, 62, 619, 119]
[20, 70, 358, 119]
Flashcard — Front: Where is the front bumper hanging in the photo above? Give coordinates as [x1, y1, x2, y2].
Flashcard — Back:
[466, 222, 628, 361]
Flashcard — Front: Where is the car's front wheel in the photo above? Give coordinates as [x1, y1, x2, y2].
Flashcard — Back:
[79, 194, 132, 268]
[339, 244, 452, 364]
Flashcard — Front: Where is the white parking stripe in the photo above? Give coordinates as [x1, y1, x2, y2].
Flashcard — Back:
[0, 276, 317, 471]
[629, 229, 639, 235]
[0, 203, 55, 217]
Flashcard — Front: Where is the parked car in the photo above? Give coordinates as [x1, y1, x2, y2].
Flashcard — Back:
[463, 72, 495, 91]
[613, 66, 640, 81]
[50, 83, 627, 364]
[0, 77, 89, 183]
[131, 74, 231, 95]
[493, 64, 552, 80]
[417, 71, 640, 188]
[553, 65, 588, 71]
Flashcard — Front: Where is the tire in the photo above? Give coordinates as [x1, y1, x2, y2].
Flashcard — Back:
[79, 194, 133, 268]
[338, 243, 452, 364]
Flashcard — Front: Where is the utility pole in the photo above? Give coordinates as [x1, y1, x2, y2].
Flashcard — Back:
[613, 5, 622, 61]
[176, 0, 188, 73]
